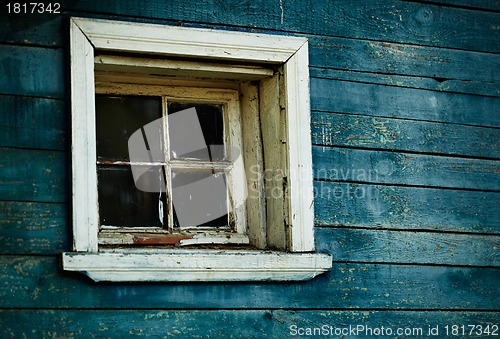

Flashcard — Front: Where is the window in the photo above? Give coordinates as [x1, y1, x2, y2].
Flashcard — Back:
[63, 17, 332, 281]
[94, 87, 248, 247]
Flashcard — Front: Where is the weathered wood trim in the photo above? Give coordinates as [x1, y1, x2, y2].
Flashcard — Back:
[95, 83, 239, 100]
[72, 17, 306, 63]
[223, 88, 247, 235]
[260, 73, 286, 250]
[70, 19, 98, 252]
[240, 82, 267, 249]
[95, 55, 274, 81]
[284, 42, 315, 252]
[98, 230, 249, 246]
[62, 251, 332, 282]
[95, 71, 242, 90]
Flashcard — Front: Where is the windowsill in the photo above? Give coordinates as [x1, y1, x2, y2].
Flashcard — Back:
[62, 250, 332, 282]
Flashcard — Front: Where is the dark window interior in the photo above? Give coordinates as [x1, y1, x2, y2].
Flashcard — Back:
[95, 95, 229, 229]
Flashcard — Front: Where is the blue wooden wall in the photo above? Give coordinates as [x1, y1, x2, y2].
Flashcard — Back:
[1, 0, 499, 337]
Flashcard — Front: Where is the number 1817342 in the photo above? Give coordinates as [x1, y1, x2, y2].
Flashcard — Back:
[6, 3, 61, 14]
[444, 324, 498, 336]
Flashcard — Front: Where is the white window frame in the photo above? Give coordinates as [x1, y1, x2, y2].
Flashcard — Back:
[63, 17, 332, 281]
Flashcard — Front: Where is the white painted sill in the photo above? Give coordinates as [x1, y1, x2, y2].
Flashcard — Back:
[62, 250, 332, 282]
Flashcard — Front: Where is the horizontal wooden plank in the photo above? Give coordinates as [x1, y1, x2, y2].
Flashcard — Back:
[311, 78, 500, 127]
[0, 12, 62, 46]
[309, 36, 500, 83]
[314, 181, 500, 233]
[311, 111, 500, 159]
[312, 146, 500, 191]
[0, 45, 64, 98]
[415, 0, 500, 11]
[0, 148, 66, 203]
[316, 228, 500, 267]
[0, 201, 68, 254]
[0, 256, 498, 309]
[311, 68, 500, 98]
[0, 309, 498, 338]
[62, 0, 500, 53]
[0, 95, 66, 150]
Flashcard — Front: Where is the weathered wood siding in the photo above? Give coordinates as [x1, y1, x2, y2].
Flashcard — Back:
[1, 0, 499, 337]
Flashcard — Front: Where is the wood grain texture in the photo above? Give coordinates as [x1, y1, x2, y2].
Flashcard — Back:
[240, 82, 267, 249]
[311, 78, 500, 127]
[0, 309, 498, 338]
[62, 252, 331, 282]
[0, 96, 66, 150]
[312, 146, 500, 191]
[316, 228, 500, 267]
[311, 68, 500, 98]
[414, 0, 500, 11]
[0, 256, 498, 309]
[313, 181, 500, 233]
[0, 45, 64, 98]
[0, 202, 68, 254]
[0, 12, 63, 46]
[0, 148, 66, 203]
[309, 36, 500, 83]
[260, 74, 287, 250]
[311, 111, 500, 159]
[61, 0, 500, 53]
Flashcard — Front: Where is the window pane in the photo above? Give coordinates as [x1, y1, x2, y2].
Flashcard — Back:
[171, 170, 229, 228]
[97, 166, 166, 227]
[168, 102, 225, 161]
[96, 95, 163, 162]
